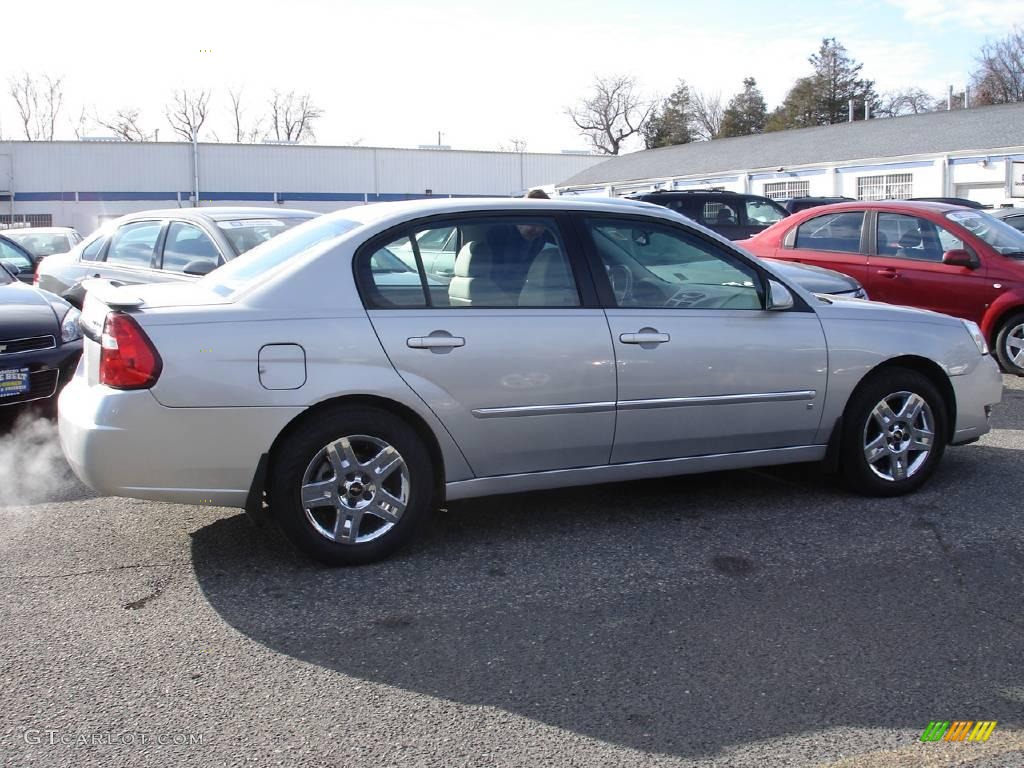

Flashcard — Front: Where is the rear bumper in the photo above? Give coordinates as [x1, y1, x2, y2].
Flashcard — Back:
[57, 373, 303, 507]
[0, 340, 82, 408]
[950, 355, 1003, 445]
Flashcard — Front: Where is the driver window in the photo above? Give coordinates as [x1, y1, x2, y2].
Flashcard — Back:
[585, 218, 763, 310]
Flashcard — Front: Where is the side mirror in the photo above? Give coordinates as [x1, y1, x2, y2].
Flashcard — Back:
[766, 280, 794, 311]
[0, 260, 24, 277]
[182, 260, 217, 276]
[942, 249, 978, 268]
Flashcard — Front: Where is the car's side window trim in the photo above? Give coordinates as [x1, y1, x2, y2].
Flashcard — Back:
[354, 211, 600, 310]
[571, 211, 815, 313]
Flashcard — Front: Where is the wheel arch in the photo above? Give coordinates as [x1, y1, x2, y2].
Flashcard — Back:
[823, 354, 957, 471]
[982, 299, 1024, 345]
[259, 394, 448, 508]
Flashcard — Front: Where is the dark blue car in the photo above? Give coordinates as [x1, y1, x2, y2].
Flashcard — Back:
[0, 258, 83, 414]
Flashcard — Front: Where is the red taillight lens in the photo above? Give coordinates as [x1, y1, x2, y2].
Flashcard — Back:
[99, 312, 162, 389]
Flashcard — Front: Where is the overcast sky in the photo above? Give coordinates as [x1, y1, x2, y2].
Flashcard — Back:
[2, 0, 1023, 154]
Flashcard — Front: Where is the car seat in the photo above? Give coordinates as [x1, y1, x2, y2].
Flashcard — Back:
[518, 245, 577, 306]
[448, 241, 519, 307]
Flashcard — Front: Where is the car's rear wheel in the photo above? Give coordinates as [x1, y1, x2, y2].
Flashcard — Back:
[269, 405, 434, 565]
[839, 368, 947, 497]
[994, 312, 1024, 375]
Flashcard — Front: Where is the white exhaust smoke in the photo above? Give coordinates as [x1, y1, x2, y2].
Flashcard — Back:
[0, 411, 86, 507]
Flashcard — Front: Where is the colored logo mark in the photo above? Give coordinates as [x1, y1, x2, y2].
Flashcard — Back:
[920, 721, 997, 742]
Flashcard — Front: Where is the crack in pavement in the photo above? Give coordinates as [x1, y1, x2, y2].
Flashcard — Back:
[0, 561, 186, 581]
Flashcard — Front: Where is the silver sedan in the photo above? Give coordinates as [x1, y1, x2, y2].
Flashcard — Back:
[58, 198, 1003, 565]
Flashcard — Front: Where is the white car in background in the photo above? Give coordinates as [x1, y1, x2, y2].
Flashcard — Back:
[3, 227, 83, 264]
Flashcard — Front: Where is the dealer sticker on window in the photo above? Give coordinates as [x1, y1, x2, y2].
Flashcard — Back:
[0, 367, 30, 398]
[218, 219, 287, 229]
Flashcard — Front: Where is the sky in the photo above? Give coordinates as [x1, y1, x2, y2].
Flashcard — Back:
[1, 0, 1023, 154]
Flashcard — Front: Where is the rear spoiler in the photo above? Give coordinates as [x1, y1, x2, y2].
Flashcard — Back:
[79, 278, 144, 309]
[79, 279, 144, 342]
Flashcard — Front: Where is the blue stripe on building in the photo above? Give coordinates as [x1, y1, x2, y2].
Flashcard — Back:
[9, 191, 511, 203]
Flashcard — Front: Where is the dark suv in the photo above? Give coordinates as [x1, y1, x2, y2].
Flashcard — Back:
[625, 190, 789, 240]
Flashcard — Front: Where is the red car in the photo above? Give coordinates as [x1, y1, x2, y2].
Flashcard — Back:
[742, 201, 1024, 374]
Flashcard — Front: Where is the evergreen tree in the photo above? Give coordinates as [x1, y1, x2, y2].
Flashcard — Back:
[767, 38, 879, 131]
[642, 80, 694, 149]
[719, 77, 768, 137]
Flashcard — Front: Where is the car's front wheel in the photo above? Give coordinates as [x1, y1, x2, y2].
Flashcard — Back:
[994, 312, 1024, 375]
[269, 405, 435, 565]
[839, 368, 947, 497]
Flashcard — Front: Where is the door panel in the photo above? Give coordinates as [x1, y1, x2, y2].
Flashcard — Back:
[369, 310, 616, 476]
[577, 214, 828, 464]
[607, 309, 828, 462]
[868, 212, 999, 322]
[782, 210, 871, 287]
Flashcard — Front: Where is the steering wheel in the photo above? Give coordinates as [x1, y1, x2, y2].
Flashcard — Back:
[607, 264, 633, 305]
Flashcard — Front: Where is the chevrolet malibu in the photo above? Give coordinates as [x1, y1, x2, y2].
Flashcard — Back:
[58, 198, 1003, 565]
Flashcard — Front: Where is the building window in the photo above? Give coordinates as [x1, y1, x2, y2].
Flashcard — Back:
[0, 214, 53, 228]
[763, 180, 810, 200]
[857, 173, 913, 201]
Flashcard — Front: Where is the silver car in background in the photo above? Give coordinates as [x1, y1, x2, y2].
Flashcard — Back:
[58, 198, 1002, 565]
[3, 226, 83, 264]
[36, 207, 317, 307]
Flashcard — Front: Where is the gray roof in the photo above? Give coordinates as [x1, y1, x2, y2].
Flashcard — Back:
[559, 101, 1024, 188]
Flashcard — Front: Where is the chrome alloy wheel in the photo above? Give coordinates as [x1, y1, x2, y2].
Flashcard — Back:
[1004, 321, 1024, 369]
[300, 435, 411, 544]
[862, 391, 935, 482]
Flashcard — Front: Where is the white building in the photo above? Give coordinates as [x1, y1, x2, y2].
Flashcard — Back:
[0, 141, 603, 234]
[556, 102, 1024, 207]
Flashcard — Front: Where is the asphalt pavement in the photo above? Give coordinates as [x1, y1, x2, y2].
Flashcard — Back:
[1, 378, 1023, 767]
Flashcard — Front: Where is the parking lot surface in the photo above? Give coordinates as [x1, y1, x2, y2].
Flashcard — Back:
[1, 378, 1023, 767]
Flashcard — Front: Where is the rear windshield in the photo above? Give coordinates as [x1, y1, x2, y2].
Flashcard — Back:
[6, 231, 72, 257]
[216, 216, 315, 255]
[203, 216, 362, 296]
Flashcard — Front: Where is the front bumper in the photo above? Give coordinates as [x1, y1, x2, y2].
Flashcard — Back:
[0, 339, 82, 408]
[57, 373, 303, 507]
[950, 354, 1003, 445]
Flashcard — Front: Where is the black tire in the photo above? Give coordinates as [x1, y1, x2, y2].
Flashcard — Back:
[268, 405, 435, 566]
[839, 368, 948, 497]
[994, 312, 1024, 375]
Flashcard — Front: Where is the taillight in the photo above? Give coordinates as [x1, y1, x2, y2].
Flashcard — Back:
[99, 312, 162, 389]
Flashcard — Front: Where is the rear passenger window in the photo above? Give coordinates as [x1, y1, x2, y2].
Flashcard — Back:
[80, 235, 107, 262]
[358, 236, 429, 308]
[162, 222, 221, 274]
[355, 218, 579, 309]
[105, 221, 162, 267]
[795, 212, 864, 254]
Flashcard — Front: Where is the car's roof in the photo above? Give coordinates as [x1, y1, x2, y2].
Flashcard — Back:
[990, 207, 1024, 217]
[790, 200, 965, 216]
[116, 207, 318, 223]
[3, 226, 78, 234]
[332, 196, 688, 228]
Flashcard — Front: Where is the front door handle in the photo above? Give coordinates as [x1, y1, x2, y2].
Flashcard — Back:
[620, 330, 670, 345]
[407, 335, 465, 349]
[876, 268, 899, 279]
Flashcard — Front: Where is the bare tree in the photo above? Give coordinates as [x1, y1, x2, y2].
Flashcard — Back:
[690, 89, 724, 141]
[96, 108, 153, 141]
[566, 75, 654, 155]
[971, 26, 1024, 105]
[877, 87, 936, 117]
[268, 90, 323, 143]
[8, 73, 64, 140]
[499, 137, 528, 152]
[228, 87, 265, 143]
[165, 89, 210, 141]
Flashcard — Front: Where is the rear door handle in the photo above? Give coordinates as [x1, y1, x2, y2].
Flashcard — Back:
[620, 331, 670, 345]
[876, 268, 899, 279]
[407, 336, 465, 349]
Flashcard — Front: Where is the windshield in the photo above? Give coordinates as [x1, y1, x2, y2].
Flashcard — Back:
[946, 210, 1024, 256]
[203, 216, 362, 296]
[216, 216, 315, 255]
[6, 231, 72, 257]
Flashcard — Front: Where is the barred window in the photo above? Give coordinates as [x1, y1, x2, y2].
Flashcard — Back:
[763, 180, 810, 200]
[0, 214, 52, 228]
[857, 173, 913, 201]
